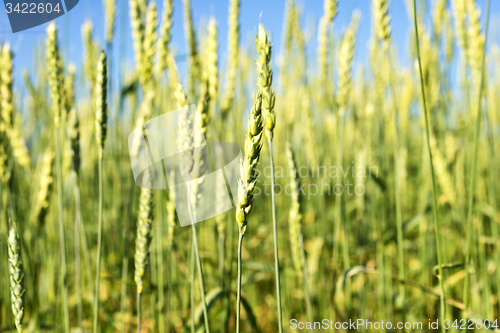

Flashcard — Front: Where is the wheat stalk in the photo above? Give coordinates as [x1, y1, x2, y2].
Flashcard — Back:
[67, 106, 84, 328]
[413, 1, 450, 329]
[166, 174, 176, 332]
[235, 58, 264, 333]
[46, 23, 70, 333]
[463, 0, 491, 314]
[93, 50, 108, 333]
[255, 24, 282, 332]
[286, 144, 313, 323]
[175, 81, 211, 333]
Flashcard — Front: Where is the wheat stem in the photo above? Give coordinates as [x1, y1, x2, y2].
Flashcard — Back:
[93, 50, 108, 333]
[268, 140, 283, 333]
[74, 177, 83, 330]
[386, 49, 405, 317]
[119, 176, 136, 332]
[413, 1, 446, 329]
[463, 0, 490, 313]
[137, 290, 142, 333]
[236, 231, 244, 333]
[190, 236, 195, 333]
[156, 191, 166, 333]
[93, 152, 104, 331]
[186, 182, 210, 333]
[55, 123, 70, 333]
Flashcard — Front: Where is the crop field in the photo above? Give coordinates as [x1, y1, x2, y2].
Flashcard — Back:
[0, 0, 499, 332]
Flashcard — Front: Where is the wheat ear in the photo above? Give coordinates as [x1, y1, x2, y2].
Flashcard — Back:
[134, 175, 155, 332]
[8, 224, 24, 333]
[182, 0, 200, 97]
[103, 0, 116, 44]
[221, 0, 240, 117]
[158, 0, 174, 72]
[1, 43, 13, 128]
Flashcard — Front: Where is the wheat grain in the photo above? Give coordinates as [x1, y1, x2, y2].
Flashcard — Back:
[183, 0, 200, 98]
[33, 150, 54, 226]
[9, 128, 30, 170]
[433, 0, 447, 37]
[46, 23, 64, 124]
[318, 0, 337, 87]
[103, 0, 116, 44]
[129, 91, 155, 159]
[158, 0, 174, 72]
[466, 0, 484, 87]
[8, 224, 24, 333]
[1, 43, 13, 128]
[68, 108, 81, 175]
[130, 0, 146, 79]
[256, 25, 276, 141]
[95, 51, 108, 155]
[451, 0, 468, 52]
[235, 97, 263, 234]
[142, 1, 158, 90]
[82, 22, 98, 91]
[134, 176, 155, 294]
[206, 19, 219, 110]
[0, 56, 7, 183]
[373, 0, 391, 51]
[65, 65, 75, 113]
[337, 12, 360, 113]
[221, 0, 240, 116]
[325, 0, 338, 23]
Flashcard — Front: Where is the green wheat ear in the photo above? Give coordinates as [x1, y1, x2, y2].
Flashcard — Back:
[95, 50, 108, 155]
[134, 179, 155, 294]
[256, 25, 276, 141]
[8, 223, 25, 333]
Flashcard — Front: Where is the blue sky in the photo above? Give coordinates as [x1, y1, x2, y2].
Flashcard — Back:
[0, 0, 498, 92]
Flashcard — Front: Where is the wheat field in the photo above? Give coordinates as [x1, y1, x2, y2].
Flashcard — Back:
[0, 0, 499, 332]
